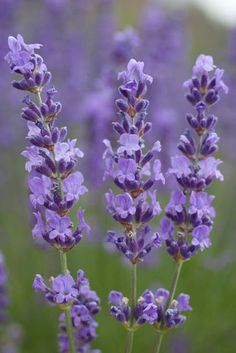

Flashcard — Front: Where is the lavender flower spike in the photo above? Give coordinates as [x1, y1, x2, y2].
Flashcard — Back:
[153, 54, 227, 353]
[5, 34, 90, 252]
[162, 54, 227, 263]
[5, 34, 50, 92]
[33, 270, 100, 353]
[104, 58, 164, 265]
[5, 34, 99, 353]
[104, 58, 164, 353]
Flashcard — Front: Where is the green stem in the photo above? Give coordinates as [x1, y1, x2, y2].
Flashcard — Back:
[153, 333, 164, 353]
[59, 250, 68, 275]
[165, 261, 183, 309]
[125, 263, 137, 353]
[125, 330, 134, 353]
[60, 251, 76, 353]
[130, 263, 137, 320]
[36, 91, 42, 105]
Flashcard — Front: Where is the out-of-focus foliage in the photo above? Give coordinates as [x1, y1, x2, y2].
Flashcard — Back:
[0, 1, 236, 353]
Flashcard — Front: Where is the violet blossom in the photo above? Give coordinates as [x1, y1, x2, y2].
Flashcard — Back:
[5, 34, 99, 353]
[5, 34, 90, 251]
[161, 55, 227, 261]
[103, 58, 164, 265]
[109, 288, 191, 331]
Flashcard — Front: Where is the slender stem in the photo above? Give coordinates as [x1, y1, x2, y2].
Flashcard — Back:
[125, 263, 137, 353]
[60, 251, 76, 353]
[36, 91, 42, 105]
[59, 250, 68, 275]
[153, 333, 164, 353]
[130, 263, 137, 319]
[165, 261, 183, 309]
[152, 261, 183, 353]
[125, 330, 134, 353]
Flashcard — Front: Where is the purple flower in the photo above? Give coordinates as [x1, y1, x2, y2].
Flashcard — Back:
[105, 190, 135, 220]
[52, 274, 77, 304]
[152, 232, 162, 248]
[184, 54, 227, 106]
[54, 139, 84, 162]
[32, 212, 45, 238]
[6, 34, 90, 251]
[62, 172, 87, 202]
[168, 156, 191, 178]
[155, 288, 170, 303]
[108, 291, 124, 306]
[177, 294, 192, 312]
[215, 68, 229, 94]
[149, 191, 162, 216]
[47, 212, 72, 241]
[142, 303, 158, 324]
[117, 133, 140, 155]
[77, 209, 91, 235]
[28, 175, 52, 207]
[6, 31, 100, 353]
[33, 272, 78, 305]
[163, 54, 226, 261]
[104, 59, 163, 266]
[58, 270, 100, 352]
[192, 225, 211, 250]
[21, 146, 45, 172]
[153, 159, 165, 183]
[166, 189, 186, 214]
[8, 34, 42, 54]
[5, 34, 42, 73]
[107, 225, 161, 264]
[5, 34, 50, 92]
[160, 218, 174, 240]
[71, 304, 90, 327]
[32, 274, 48, 292]
[192, 54, 215, 76]
[142, 289, 155, 304]
[198, 157, 223, 181]
[114, 157, 137, 183]
[189, 191, 215, 218]
[108, 290, 130, 323]
[133, 288, 191, 329]
[118, 58, 153, 85]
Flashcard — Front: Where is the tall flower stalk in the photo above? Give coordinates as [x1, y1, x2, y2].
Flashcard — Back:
[153, 55, 228, 352]
[5, 34, 100, 353]
[103, 58, 166, 352]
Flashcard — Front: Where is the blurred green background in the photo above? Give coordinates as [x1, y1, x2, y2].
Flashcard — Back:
[0, 1, 236, 353]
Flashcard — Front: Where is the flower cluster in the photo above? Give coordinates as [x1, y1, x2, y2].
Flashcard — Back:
[5, 34, 99, 353]
[109, 288, 191, 331]
[103, 58, 165, 264]
[33, 270, 100, 353]
[161, 55, 227, 262]
[0, 251, 8, 323]
[5, 34, 51, 93]
[5, 34, 90, 252]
